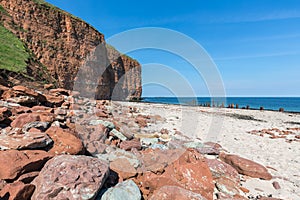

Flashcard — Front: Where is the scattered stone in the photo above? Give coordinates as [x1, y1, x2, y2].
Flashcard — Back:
[76, 124, 109, 155]
[137, 149, 214, 200]
[49, 88, 70, 96]
[101, 180, 141, 200]
[110, 128, 127, 141]
[90, 119, 115, 129]
[31, 106, 54, 113]
[215, 177, 240, 196]
[135, 115, 148, 127]
[197, 142, 223, 155]
[0, 150, 52, 180]
[32, 155, 109, 200]
[206, 159, 240, 182]
[10, 113, 41, 128]
[110, 158, 137, 180]
[96, 148, 141, 169]
[140, 138, 159, 146]
[2, 86, 45, 106]
[220, 152, 272, 180]
[45, 126, 84, 155]
[44, 94, 64, 107]
[183, 141, 204, 149]
[160, 128, 169, 135]
[120, 139, 142, 151]
[114, 122, 134, 140]
[0, 129, 52, 150]
[0, 181, 35, 200]
[216, 192, 248, 200]
[258, 197, 283, 200]
[272, 181, 281, 190]
[149, 185, 206, 200]
[149, 143, 168, 150]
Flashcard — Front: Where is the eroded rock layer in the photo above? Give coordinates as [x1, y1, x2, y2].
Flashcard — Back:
[0, 0, 141, 100]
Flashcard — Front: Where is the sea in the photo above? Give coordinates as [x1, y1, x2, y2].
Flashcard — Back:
[141, 97, 300, 113]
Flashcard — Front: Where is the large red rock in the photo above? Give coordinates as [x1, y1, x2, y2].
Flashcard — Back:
[206, 159, 240, 182]
[44, 94, 64, 107]
[138, 148, 184, 174]
[0, 181, 35, 200]
[31, 106, 54, 113]
[11, 112, 55, 128]
[0, 129, 52, 150]
[215, 177, 240, 196]
[2, 86, 46, 105]
[219, 152, 272, 180]
[10, 113, 41, 128]
[120, 139, 142, 151]
[49, 88, 70, 96]
[149, 185, 207, 200]
[45, 126, 84, 155]
[0, 150, 52, 180]
[32, 155, 110, 200]
[137, 149, 214, 200]
[206, 158, 241, 196]
[110, 158, 137, 180]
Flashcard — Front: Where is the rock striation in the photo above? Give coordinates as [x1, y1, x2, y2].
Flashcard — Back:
[0, 0, 141, 100]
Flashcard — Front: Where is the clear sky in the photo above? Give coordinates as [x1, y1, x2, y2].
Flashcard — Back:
[46, 0, 300, 97]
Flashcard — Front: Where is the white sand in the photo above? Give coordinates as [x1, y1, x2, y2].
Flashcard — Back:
[113, 101, 300, 200]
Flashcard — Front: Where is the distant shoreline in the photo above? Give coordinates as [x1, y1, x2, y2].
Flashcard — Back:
[138, 97, 300, 113]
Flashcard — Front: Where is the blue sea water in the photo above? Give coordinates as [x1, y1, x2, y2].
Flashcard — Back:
[142, 97, 300, 113]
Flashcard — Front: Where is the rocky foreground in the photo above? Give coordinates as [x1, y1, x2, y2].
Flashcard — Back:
[0, 84, 298, 200]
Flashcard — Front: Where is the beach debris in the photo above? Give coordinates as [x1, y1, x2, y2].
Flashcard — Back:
[248, 128, 300, 142]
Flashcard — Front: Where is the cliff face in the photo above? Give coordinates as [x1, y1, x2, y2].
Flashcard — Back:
[0, 0, 141, 100]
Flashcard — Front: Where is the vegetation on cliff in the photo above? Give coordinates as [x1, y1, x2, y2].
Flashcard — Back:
[0, 24, 29, 73]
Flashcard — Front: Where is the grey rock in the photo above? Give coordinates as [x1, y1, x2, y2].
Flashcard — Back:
[183, 141, 204, 149]
[149, 143, 168, 150]
[110, 129, 127, 141]
[89, 120, 115, 129]
[100, 180, 141, 200]
[140, 138, 159, 146]
[22, 121, 50, 132]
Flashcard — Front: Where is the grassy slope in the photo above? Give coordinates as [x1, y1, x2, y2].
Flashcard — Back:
[0, 24, 29, 73]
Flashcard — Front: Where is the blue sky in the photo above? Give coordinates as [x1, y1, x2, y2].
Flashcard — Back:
[46, 0, 300, 97]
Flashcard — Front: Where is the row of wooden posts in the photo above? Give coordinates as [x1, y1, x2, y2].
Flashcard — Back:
[197, 102, 285, 112]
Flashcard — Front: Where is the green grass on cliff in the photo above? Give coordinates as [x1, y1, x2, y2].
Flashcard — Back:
[0, 25, 29, 73]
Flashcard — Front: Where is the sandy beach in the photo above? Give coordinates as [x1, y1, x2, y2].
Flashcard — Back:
[113, 101, 300, 200]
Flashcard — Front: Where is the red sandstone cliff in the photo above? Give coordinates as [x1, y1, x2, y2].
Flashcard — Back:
[0, 0, 142, 100]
